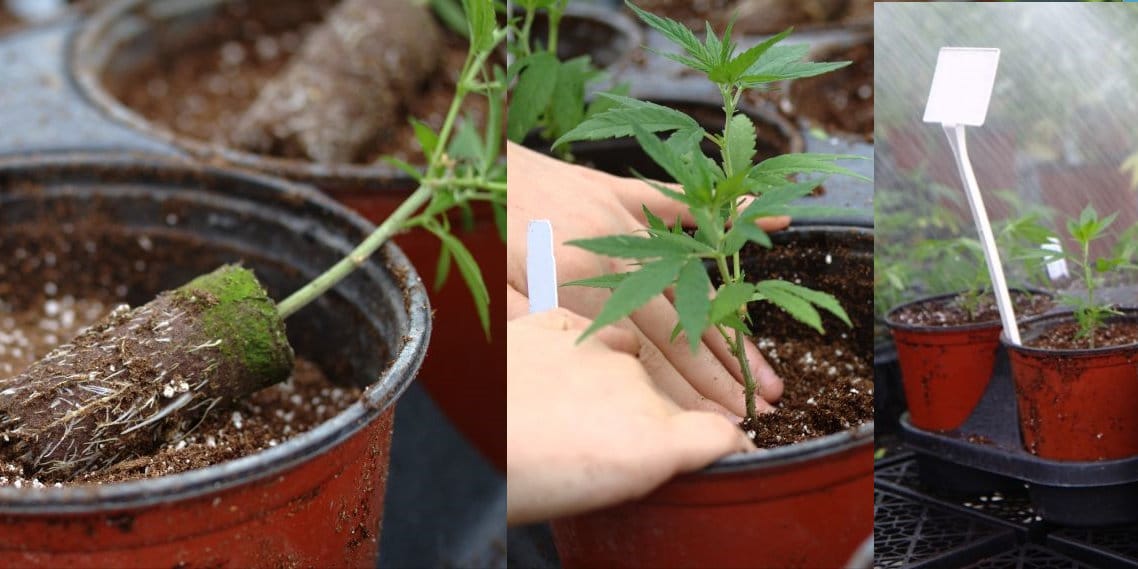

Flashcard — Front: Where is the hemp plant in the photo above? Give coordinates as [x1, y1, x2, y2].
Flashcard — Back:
[506, 0, 625, 157]
[0, 0, 505, 481]
[553, 2, 864, 422]
[1054, 205, 1137, 347]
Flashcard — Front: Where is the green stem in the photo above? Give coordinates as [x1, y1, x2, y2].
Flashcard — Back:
[276, 184, 434, 318]
[421, 177, 507, 193]
[1083, 239, 1096, 348]
[520, 8, 536, 57]
[734, 326, 758, 421]
[548, 11, 561, 54]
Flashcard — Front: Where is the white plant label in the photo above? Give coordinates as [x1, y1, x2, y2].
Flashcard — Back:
[924, 47, 1021, 345]
[923, 48, 1000, 126]
[526, 220, 559, 313]
[1043, 237, 1069, 281]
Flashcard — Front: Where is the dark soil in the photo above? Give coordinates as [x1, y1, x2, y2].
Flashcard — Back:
[0, 9, 18, 34]
[0, 296, 359, 487]
[741, 336, 872, 447]
[1025, 320, 1138, 351]
[108, 1, 475, 166]
[732, 229, 873, 447]
[785, 41, 873, 141]
[890, 291, 1054, 328]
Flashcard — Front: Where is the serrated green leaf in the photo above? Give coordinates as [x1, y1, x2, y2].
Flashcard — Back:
[625, 2, 707, 66]
[630, 122, 705, 198]
[567, 234, 692, 259]
[633, 173, 702, 208]
[724, 29, 791, 83]
[724, 113, 757, 176]
[430, 228, 491, 337]
[645, 229, 717, 254]
[580, 257, 686, 339]
[462, 0, 496, 52]
[382, 156, 424, 180]
[741, 43, 850, 86]
[738, 180, 822, 221]
[754, 281, 823, 332]
[643, 205, 667, 232]
[564, 272, 632, 289]
[585, 84, 630, 118]
[548, 56, 591, 140]
[434, 241, 453, 291]
[709, 282, 755, 325]
[724, 222, 772, 255]
[492, 202, 506, 243]
[507, 52, 560, 142]
[757, 280, 851, 330]
[750, 153, 867, 182]
[411, 118, 440, 157]
[553, 94, 701, 147]
[449, 117, 484, 163]
[431, 0, 468, 38]
[675, 259, 712, 352]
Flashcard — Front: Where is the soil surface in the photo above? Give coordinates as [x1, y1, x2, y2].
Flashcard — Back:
[732, 230, 873, 447]
[0, 296, 359, 487]
[108, 2, 473, 166]
[1025, 320, 1138, 351]
[785, 41, 873, 141]
[890, 292, 1054, 328]
[741, 336, 872, 447]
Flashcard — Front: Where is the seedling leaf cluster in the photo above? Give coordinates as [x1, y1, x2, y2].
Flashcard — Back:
[559, 2, 864, 421]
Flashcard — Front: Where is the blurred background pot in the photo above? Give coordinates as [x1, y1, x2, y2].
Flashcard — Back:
[0, 154, 429, 567]
[70, 0, 508, 468]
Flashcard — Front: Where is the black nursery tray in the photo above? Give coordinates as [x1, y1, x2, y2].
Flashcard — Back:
[899, 351, 1138, 527]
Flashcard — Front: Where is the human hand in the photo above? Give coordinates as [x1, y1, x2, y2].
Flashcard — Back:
[505, 142, 788, 419]
[506, 308, 754, 526]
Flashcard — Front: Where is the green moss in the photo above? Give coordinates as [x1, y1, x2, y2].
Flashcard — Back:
[176, 265, 294, 384]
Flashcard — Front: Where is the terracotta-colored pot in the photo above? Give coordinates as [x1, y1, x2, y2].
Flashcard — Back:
[551, 426, 873, 569]
[70, 0, 509, 469]
[0, 154, 429, 567]
[885, 291, 1047, 432]
[1005, 309, 1138, 461]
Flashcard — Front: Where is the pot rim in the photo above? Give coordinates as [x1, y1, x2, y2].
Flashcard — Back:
[704, 220, 874, 474]
[0, 152, 431, 513]
[1001, 307, 1138, 356]
[884, 288, 1054, 334]
[523, 2, 643, 73]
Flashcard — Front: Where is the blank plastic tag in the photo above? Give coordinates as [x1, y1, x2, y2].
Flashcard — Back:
[527, 220, 558, 313]
[923, 48, 1000, 126]
[1044, 238, 1069, 281]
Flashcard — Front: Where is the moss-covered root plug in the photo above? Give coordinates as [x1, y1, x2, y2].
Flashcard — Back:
[0, 265, 293, 482]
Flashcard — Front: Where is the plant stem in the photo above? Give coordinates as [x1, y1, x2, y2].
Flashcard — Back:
[277, 22, 496, 319]
[519, 8, 536, 57]
[276, 184, 434, 319]
[734, 327, 758, 420]
[1083, 238, 1096, 348]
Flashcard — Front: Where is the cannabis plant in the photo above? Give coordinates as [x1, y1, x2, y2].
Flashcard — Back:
[506, 0, 626, 157]
[554, 2, 865, 421]
[1053, 205, 1138, 347]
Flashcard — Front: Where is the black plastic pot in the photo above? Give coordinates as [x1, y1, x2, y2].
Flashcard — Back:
[873, 339, 906, 436]
[0, 153, 429, 566]
[899, 356, 1138, 527]
[527, 3, 642, 72]
[70, 0, 435, 192]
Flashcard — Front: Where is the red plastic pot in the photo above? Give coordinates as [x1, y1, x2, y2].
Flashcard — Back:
[1005, 309, 1138, 461]
[885, 291, 1047, 432]
[551, 426, 873, 569]
[0, 155, 429, 567]
[70, 0, 509, 470]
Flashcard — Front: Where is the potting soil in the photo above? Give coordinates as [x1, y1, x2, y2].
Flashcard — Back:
[890, 291, 1054, 327]
[109, 0, 473, 166]
[786, 41, 874, 141]
[1025, 320, 1138, 350]
[742, 335, 873, 447]
[0, 291, 359, 487]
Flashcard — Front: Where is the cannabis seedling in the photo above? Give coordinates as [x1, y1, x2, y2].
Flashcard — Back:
[1054, 205, 1137, 348]
[0, 0, 506, 481]
[554, 2, 864, 421]
[506, 0, 625, 157]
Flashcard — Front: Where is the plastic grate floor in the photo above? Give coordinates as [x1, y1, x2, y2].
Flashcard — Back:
[964, 544, 1098, 568]
[1048, 525, 1138, 568]
[874, 486, 1014, 568]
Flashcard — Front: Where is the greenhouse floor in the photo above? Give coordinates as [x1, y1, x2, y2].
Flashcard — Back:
[874, 445, 1138, 568]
